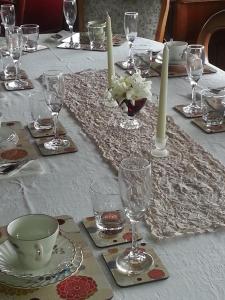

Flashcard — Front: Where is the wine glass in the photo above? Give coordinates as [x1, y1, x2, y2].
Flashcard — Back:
[116, 157, 153, 275]
[124, 12, 138, 69]
[0, 4, 15, 33]
[6, 26, 27, 90]
[43, 70, 70, 150]
[63, 0, 77, 48]
[183, 44, 205, 115]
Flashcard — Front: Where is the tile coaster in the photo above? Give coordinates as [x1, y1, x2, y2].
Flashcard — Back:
[35, 135, 78, 156]
[102, 243, 169, 287]
[173, 104, 203, 118]
[127, 68, 159, 78]
[4, 79, 34, 91]
[83, 216, 142, 248]
[0, 121, 38, 164]
[151, 62, 217, 78]
[192, 117, 225, 133]
[57, 42, 106, 52]
[23, 44, 48, 53]
[27, 119, 66, 138]
[0, 215, 113, 300]
[0, 69, 28, 81]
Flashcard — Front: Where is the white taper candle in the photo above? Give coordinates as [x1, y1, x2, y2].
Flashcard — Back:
[106, 12, 115, 89]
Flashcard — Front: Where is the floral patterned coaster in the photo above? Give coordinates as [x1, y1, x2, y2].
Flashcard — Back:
[4, 79, 34, 91]
[35, 135, 78, 156]
[0, 215, 113, 300]
[127, 68, 159, 78]
[192, 117, 225, 133]
[27, 120, 66, 138]
[83, 216, 142, 248]
[102, 243, 169, 287]
[173, 104, 203, 118]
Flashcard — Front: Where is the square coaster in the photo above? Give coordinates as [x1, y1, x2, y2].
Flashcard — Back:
[4, 79, 34, 91]
[173, 104, 202, 118]
[127, 68, 159, 78]
[57, 42, 107, 52]
[83, 216, 142, 248]
[27, 119, 66, 138]
[23, 44, 48, 53]
[192, 117, 225, 133]
[102, 244, 169, 287]
[35, 135, 78, 156]
[0, 69, 28, 81]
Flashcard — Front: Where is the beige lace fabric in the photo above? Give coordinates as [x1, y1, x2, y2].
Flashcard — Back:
[64, 70, 225, 240]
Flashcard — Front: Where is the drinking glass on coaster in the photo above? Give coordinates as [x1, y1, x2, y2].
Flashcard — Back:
[183, 44, 205, 116]
[43, 69, 70, 150]
[201, 89, 225, 128]
[89, 176, 126, 235]
[21, 24, 39, 52]
[29, 90, 53, 131]
[116, 157, 153, 275]
[6, 26, 28, 90]
[123, 12, 138, 69]
[63, 0, 77, 48]
[87, 20, 106, 50]
[7, 214, 59, 270]
[0, 4, 15, 33]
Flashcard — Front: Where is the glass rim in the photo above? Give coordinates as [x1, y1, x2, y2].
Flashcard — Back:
[187, 44, 204, 49]
[87, 20, 106, 28]
[1, 4, 14, 8]
[201, 88, 225, 98]
[124, 12, 138, 16]
[20, 24, 39, 28]
[119, 157, 151, 172]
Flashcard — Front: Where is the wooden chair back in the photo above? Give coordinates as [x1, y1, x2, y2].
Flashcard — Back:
[155, 0, 170, 42]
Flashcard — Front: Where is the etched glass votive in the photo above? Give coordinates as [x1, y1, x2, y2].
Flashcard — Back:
[0, 47, 15, 80]
[87, 21, 106, 50]
[201, 89, 225, 127]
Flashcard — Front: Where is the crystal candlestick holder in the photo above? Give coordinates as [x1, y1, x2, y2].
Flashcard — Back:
[151, 135, 169, 158]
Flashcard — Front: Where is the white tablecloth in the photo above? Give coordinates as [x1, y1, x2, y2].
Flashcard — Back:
[1, 31, 225, 300]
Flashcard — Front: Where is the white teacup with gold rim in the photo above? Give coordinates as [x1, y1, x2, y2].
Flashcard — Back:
[7, 214, 59, 270]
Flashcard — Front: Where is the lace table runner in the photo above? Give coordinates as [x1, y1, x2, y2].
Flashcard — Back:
[64, 70, 225, 240]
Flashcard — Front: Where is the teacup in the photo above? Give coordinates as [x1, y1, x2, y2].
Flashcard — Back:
[7, 214, 59, 270]
[167, 41, 188, 63]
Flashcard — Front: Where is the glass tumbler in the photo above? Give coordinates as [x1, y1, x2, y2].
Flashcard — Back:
[87, 21, 106, 50]
[90, 176, 126, 235]
[21, 24, 39, 52]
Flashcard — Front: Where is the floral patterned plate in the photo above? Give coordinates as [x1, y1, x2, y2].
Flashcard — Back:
[0, 234, 83, 289]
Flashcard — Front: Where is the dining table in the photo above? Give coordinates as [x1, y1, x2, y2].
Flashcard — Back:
[1, 30, 225, 300]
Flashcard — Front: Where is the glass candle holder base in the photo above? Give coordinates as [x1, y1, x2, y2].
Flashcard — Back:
[103, 89, 118, 108]
[151, 136, 169, 158]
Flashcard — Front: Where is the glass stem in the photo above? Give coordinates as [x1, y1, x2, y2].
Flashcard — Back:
[69, 25, 73, 45]
[14, 60, 19, 80]
[191, 83, 197, 106]
[131, 221, 139, 256]
[128, 41, 133, 63]
[52, 113, 59, 140]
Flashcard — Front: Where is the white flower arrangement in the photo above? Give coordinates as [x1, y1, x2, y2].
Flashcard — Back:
[110, 72, 152, 105]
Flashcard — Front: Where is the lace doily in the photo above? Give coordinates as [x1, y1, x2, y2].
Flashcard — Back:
[64, 70, 225, 240]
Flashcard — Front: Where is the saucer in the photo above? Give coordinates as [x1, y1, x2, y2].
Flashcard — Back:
[155, 51, 186, 65]
[0, 127, 19, 149]
[0, 234, 83, 289]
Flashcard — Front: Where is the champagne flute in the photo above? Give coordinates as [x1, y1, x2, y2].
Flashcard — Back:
[63, 0, 77, 47]
[6, 26, 27, 90]
[124, 12, 138, 69]
[43, 70, 70, 150]
[0, 4, 15, 33]
[116, 157, 153, 275]
[183, 44, 205, 115]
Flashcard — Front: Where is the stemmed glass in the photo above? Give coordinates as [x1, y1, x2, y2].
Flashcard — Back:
[6, 26, 27, 90]
[124, 12, 138, 69]
[116, 157, 153, 275]
[0, 4, 15, 33]
[63, 0, 77, 48]
[183, 44, 205, 115]
[43, 70, 70, 150]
